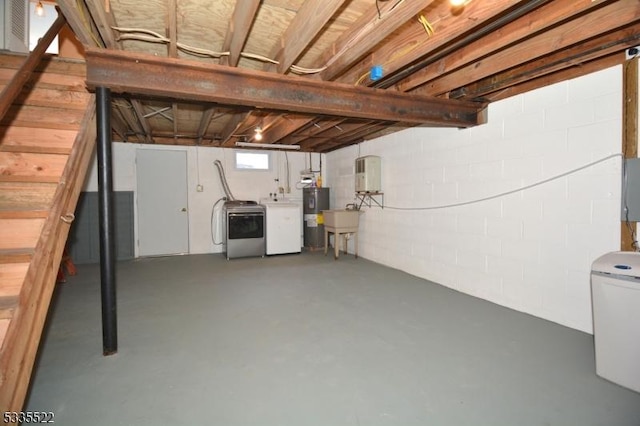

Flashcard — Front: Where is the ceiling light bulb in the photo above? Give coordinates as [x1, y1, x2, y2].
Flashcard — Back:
[450, 0, 468, 6]
[35, 1, 45, 17]
[254, 126, 263, 141]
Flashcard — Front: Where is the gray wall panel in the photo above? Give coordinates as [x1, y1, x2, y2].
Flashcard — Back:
[67, 191, 134, 264]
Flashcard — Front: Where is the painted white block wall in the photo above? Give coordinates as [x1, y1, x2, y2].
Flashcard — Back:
[82, 144, 318, 255]
[325, 66, 623, 334]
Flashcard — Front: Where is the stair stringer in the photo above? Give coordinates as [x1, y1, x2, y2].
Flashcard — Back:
[0, 98, 96, 411]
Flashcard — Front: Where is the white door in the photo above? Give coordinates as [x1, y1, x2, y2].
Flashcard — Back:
[136, 149, 189, 256]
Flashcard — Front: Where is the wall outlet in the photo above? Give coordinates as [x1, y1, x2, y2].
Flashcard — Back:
[196, 184, 204, 192]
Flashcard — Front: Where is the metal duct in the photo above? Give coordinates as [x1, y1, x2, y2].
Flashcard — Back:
[214, 159, 236, 201]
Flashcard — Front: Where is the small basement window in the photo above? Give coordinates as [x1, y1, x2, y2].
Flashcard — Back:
[235, 151, 271, 170]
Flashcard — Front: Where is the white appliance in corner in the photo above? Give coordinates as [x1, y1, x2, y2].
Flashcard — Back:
[2, 0, 29, 53]
[355, 155, 381, 193]
[261, 199, 302, 255]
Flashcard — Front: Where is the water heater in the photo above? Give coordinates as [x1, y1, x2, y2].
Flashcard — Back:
[355, 155, 381, 193]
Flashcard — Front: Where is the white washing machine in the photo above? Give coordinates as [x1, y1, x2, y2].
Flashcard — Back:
[591, 251, 640, 393]
[261, 199, 302, 255]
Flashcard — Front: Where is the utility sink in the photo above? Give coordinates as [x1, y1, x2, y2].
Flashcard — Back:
[323, 209, 359, 229]
[323, 209, 360, 260]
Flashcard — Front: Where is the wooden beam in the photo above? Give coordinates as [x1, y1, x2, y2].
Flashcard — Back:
[481, 54, 622, 102]
[622, 57, 638, 251]
[624, 59, 639, 160]
[221, 112, 265, 147]
[111, 102, 145, 142]
[56, 0, 95, 46]
[166, 0, 178, 58]
[58, 0, 139, 141]
[263, 115, 317, 144]
[406, 0, 640, 95]
[454, 25, 640, 100]
[220, 0, 261, 67]
[85, 48, 486, 128]
[266, 0, 531, 149]
[219, 111, 251, 146]
[335, 0, 526, 86]
[130, 100, 153, 143]
[318, 0, 436, 81]
[418, 0, 613, 93]
[166, 0, 179, 140]
[299, 120, 378, 150]
[242, 0, 348, 145]
[196, 108, 217, 144]
[0, 13, 67, 122]
[73, 0, 151, 144]
[272, 0, 349, 74]
[280, 118, 348, 146]
[315, 122, 395, 152]
[84, 0, 117, 48]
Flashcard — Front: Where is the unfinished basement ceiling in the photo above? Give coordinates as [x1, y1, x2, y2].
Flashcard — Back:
[57, 0, 640, 152]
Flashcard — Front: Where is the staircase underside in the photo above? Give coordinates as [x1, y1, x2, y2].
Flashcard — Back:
[0, 53, 96, 411]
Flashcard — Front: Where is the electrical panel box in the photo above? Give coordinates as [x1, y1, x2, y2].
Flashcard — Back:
[622, 158, 640, 222]
[355, 155, 381, 193]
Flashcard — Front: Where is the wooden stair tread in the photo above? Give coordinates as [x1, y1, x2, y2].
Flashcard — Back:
[0, 145, 71, 155]
[0, 126, 77, 155]
[0, 218, 45, 251]
[0, 318, 10, 348]
[0, 52, 93, 411]
[0, 83, 91, 111]
[0, 53, 87, 77]
[1, 105, 86, 131]
[0, 151, 68, 183]
[0, 175, 61, 183]
[0, 261, 28, 297]
[0, 295, 19, 320]
[0, 210, 48, 219]
[0, 248, 34, 264]
[0, 182, 57, 208]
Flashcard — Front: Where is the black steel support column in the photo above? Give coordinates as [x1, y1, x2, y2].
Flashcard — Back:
[96, 86, 118, 355]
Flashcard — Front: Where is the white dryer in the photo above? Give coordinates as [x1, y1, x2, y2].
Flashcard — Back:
[261, 200, 302, 255]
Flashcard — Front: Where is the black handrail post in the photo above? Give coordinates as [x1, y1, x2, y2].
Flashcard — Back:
[96, 86, 117, 356]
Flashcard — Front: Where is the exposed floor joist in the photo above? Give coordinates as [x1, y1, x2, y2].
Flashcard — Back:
[53, 0, 637, 151]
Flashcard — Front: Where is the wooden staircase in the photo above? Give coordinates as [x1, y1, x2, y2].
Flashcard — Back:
[0, 53, 96, 411]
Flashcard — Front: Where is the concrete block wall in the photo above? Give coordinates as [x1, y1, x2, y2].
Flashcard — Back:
[325, 66, 623, 333]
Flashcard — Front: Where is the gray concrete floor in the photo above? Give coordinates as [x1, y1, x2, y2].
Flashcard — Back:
[26, 251, 640, 426]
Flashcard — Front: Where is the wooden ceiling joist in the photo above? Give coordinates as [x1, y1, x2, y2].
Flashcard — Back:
[230, 0, 350, 152]
[220, 0, 261, 67]
[54, 0, 634, 151]
[85, 48, 486, 128]
[318, 0, 437, 81]
[334, 0, 526, 87]
[455, 24, 640, 101]
[267, 115, 330, 144]
[58, 0, 150, 143]
[299, 120, 380, 150]
[270, 0, 349, 74]
[195, 107, 218, 145]
[407, 0, 640, 96]
[484, 53, 623, 102]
